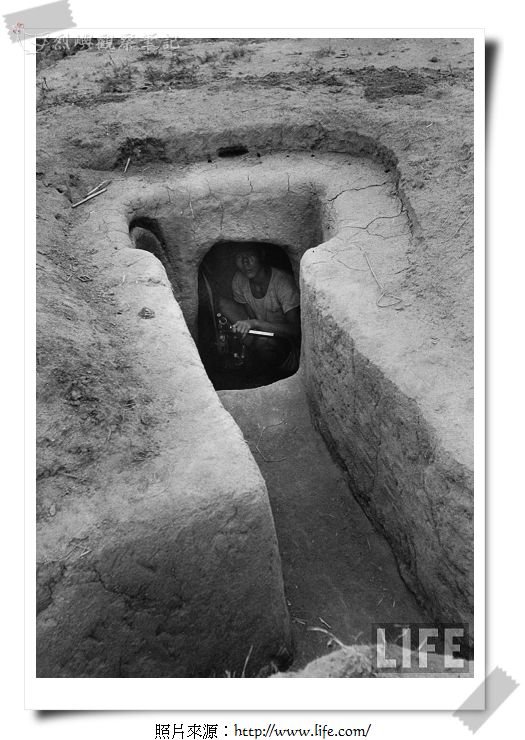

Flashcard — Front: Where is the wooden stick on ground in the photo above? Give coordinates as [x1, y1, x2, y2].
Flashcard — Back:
[71, 188, 108, 208]
[85, 179, 111, 197]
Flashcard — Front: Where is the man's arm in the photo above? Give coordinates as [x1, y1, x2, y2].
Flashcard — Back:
[238, 307, 300, 339]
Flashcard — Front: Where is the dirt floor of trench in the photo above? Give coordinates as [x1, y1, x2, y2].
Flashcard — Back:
[219, 372, 426, 670]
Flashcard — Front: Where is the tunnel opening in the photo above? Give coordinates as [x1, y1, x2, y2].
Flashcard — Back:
[197, 241, 301, 390]
[217, 144, 249, 158]
[129, 218, 177, 289]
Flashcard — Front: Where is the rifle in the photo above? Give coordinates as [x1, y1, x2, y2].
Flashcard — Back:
[216, 313, 275, 337]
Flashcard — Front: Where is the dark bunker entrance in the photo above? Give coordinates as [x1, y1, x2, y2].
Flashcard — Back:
[197, 241, 301, 391]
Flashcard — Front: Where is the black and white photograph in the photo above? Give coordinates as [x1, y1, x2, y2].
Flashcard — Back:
[33, 31, 480, 703]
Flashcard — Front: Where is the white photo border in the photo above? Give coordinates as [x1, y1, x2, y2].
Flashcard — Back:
[25, 27, 485, 711]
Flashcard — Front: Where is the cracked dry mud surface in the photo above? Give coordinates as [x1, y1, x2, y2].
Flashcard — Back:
[36, 37, 474, 676]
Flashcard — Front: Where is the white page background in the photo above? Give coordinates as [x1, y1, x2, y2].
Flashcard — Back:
[1, 0, 522, 736]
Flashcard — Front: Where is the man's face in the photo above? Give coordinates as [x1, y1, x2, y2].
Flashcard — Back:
[235, 248, 262, 279]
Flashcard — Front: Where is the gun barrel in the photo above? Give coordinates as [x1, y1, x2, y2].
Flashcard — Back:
[248, 329, 275, 337]
[216, 316, 275, 338]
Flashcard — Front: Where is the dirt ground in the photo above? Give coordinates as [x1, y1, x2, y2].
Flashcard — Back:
[36, 37, 474, 675]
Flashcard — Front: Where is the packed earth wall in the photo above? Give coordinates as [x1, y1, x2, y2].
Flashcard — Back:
[37, 237, 292, 678]
[300, 287, 473, 626]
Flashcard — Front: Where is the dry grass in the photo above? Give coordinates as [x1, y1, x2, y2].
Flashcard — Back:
[223, 44, 254, 62]
[313, 43, 336, 59]
[198, 49, 220, 64]
[144, 57, 198, 87]
[99, 58, 134, 93]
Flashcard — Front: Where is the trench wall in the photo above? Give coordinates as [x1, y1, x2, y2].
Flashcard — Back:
[300, 256, 473, 630]
[37, 239, 292, 677]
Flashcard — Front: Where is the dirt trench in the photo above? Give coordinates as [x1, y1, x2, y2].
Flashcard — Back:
[219, 373, 425, 670]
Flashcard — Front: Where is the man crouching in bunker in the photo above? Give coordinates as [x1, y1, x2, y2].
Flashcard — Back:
[218, 245, 301, 380]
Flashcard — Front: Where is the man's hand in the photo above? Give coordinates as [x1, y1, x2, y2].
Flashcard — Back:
[232, 319, 255, 339]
